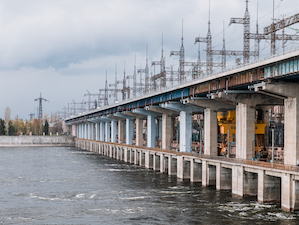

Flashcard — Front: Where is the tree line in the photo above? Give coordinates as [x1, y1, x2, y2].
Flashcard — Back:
[0, 118, 50, 136]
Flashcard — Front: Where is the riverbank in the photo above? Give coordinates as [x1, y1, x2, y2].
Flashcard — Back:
[0, 135, 75, 147]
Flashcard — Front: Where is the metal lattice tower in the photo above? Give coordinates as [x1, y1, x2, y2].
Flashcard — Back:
[207, 6, 213, 75]
[84, 90, 105, 110]
[99, 71, 113, 105]
[34, 92, 49, 120]
[152, 34, 166, 90]
[121, 64, 130, 100]
[255, 3, 260, 60]
[145, 46, 149, 93]
[71, 100, 85, 115]
[138, 45, 150, 93]
[263, 3, 299, 55]
[98, 71, 109, 106]
[195, 4, 214, 76]
[222, 22, 226, 71]
[170, 20, 185, 82]
[127, 55, 143, 97]
[229, 0, 250, 64]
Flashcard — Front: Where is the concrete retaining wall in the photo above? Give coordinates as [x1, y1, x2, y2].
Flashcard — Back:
[0, 136, 75, 147]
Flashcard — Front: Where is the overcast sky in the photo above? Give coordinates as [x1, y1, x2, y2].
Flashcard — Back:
[0, 0, 299, 120]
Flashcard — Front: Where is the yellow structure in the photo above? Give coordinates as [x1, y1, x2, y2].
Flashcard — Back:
[217, 111, 267, 159]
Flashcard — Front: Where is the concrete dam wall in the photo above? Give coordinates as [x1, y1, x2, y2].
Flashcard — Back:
[0, 136, 75, 147]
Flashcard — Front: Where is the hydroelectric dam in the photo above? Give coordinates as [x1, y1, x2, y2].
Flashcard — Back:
[64, 46, 299, 212]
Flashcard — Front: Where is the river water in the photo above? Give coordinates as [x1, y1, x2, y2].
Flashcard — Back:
[0, 146, 298, 225]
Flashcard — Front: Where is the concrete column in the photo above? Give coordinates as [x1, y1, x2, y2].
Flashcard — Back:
[95, 123, 99, 141]
[232, 165, 244, 196]
[162, 114, 172, 150]
[82, 124, 84, 139]
[124, 148, 128, 162]
[82, 124, 85, 139]
[134, 149, 138, 165]
[216, 163, 221, 190]
[78, 125, 80, 138]
[204, 108, 218, 155]
[83, 124, 85, 139]
[129, 149, 134, 164]
[111, 120, 117, 143]
[118, 120, 124, 143]
[145, 151, 150, 168]
[100, 122, 105, 142]
[136, 118, 143, 146]
[84, 124, 88, 139]
[158, 118, 162, 141]
[180, 110, 192, 152]
[202, 160, 208, 186]
[281, 173, 292, 211]
[105, 121, 110, 142]
[258, 169, 265, 202]
[284, 97, 299, 165]
[147, 115, 156, 148]
[91, 123, 94, 140]
[292, 179, 299, 211]
[86, 124, 89, 139]
[160, 154, 165, 173]
[88, 123, 92, 139]
[236, 103, 255, 160]
[126, 118, 134, 145]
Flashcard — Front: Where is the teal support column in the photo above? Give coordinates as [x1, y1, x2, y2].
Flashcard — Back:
[160, 102, 201, 152]
[105, 121, 110, 142]
[158, 118, 162, 143]
[111, 120, 117, 143]
[147, 115, 156, 148]
[180, 110, 193, 152]
[126, 118, 133, 145]
[95, 123, 99, 141]
[100, 122, 105, 142]
[84, 124, 87, 139]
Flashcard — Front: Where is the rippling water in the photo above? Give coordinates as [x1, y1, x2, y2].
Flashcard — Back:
[0, 146, 298, 224]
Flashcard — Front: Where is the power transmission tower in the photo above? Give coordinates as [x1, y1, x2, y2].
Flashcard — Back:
[152, 34, 166, 90]
[138, 45, 150, 93]
[229, 0, 251, 64]
[126, 55, 143, 97]
[34, 93, 49, 121]
[84, 90, 104, 110]
[170, 20, 185, 83]
[263, 4, 299, 55]
[108, 65, 124, 103]
[71, 100, 85, 115]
